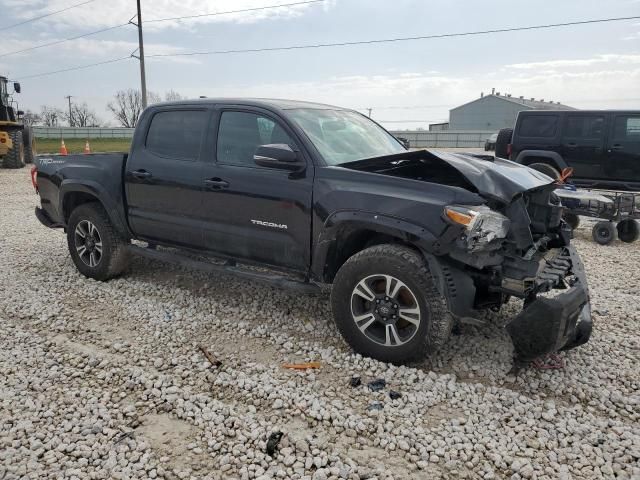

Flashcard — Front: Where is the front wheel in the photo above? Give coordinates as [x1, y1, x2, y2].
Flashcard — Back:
[331, 244, 452, 363]
[67, 203, 129, 280]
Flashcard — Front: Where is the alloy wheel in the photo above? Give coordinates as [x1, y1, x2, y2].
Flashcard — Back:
[350, 274, 421, 347]
[74, 220, 103, 267]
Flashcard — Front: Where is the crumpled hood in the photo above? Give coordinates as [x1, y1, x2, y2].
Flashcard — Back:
[426, 150, 554, 202]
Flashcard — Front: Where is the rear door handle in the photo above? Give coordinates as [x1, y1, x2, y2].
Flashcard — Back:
[130, 169, 152, 179]
[565, 143, 577, 148]
[204, 178, 229, 189]
[610, 144, 624, 150]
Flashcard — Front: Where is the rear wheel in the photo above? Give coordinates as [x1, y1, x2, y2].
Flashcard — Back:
[528, 162, 561, 180]
[592, 221, 616, 245]
[495, 128, 513, 159]
[331, 244, 452, 363]
[2, 130, 25, 169]
[616, 219, 639, 243]
[23, 126, 36, 164]
[67, 203, 129, 280]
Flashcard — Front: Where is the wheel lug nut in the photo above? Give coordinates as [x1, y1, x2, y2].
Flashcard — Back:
[376, 299, 380, 304]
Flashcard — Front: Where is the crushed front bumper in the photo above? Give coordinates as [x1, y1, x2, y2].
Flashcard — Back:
[506, 246, 592, 364]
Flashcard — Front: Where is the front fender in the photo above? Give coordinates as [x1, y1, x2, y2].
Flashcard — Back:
[311, 210, 448, 282]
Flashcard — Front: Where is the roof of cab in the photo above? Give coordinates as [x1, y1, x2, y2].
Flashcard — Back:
[150, 98, 346, 111]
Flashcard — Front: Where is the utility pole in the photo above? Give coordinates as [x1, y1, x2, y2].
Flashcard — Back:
[65, 95, 73, 127]
[133, 0, 148, 108]
[366, 108, 372, 118]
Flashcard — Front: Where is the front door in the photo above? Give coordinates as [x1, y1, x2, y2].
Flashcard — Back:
[605, 114, 640, 183]
[200, 109, 313, 273]
[125, 108, 209, 247]
[560, 113, 606, 179]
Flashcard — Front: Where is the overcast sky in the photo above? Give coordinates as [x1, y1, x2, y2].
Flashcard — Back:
[1, 0, 639, 129]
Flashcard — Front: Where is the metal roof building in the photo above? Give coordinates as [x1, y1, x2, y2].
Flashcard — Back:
[448, 91, 575, 131]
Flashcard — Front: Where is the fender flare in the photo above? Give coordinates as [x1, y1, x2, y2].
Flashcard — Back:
[59, 180, 129, 236]
[311, 210, 445, 282]
[514, 150, 568, 170]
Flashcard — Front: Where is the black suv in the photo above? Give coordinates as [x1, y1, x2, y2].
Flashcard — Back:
[496, 110, 640, 191]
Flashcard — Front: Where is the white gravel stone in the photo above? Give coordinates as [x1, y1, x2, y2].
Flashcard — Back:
[0, 168, 639, 480]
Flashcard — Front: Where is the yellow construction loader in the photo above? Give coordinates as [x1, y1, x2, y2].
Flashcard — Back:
[0, 75, 35, 168]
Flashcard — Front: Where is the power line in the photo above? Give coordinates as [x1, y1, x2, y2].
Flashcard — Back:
[0, 0, 325, 58]
[146, 15, 640, 58]
[0, 0, 96, 32]
[18, 56, 131, 80]
[0, 23, 129, 58]
[146, 0, 325, 24]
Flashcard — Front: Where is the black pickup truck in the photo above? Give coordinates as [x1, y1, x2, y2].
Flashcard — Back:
[33, 98, 592, 365]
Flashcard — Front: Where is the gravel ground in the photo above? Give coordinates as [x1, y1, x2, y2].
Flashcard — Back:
[1, 168, 638, 480]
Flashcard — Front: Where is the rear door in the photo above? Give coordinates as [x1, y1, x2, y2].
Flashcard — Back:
[605, 114, 640, 182]
[125, 108, 210, 247]
[560, 113, 607, 179]
[199, 108, 313, 273]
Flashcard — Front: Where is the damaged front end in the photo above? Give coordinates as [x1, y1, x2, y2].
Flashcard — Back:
[441, 181, 592, 365]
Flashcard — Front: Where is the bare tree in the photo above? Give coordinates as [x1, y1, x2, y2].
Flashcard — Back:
[22, 109, 42, 125]
[148, 91, 161, 105]
[107, 89, 144, 128]
[66, 102, 100, 127]
[40, 106, 64, 127]
[165, 90, 184, 101]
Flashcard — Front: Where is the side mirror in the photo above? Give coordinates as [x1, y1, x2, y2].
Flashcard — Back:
[254, 144, 303, 170]
[17, 110, 25, 117]
[396, 136, 410, 149]
[13, 82, 21, 94]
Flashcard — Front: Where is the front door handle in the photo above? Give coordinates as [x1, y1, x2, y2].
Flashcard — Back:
[610, 144, 624, 151]
[565, 143, 577, 148]
[130, 169, 152, 179]
[204, 178, 229, 189]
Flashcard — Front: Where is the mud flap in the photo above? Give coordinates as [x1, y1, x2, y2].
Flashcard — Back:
[506, 246, 592, 364]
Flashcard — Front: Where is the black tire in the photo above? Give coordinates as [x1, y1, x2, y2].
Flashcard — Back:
[592, 221, 616, 245]
[67, 203, 129, 280]
[2, 130, 25, 168]
[330, 244, 452, 363]
[494, 128, 513, 159]
[564, 212, 580, 230]
[528, 162, 561, 180]
[616, 219, 639, 243]
[23, 126, 36, 164]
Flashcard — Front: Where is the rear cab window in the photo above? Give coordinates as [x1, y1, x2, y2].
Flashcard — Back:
[146, 110, 208, 160]
[518, 114, 559, 138]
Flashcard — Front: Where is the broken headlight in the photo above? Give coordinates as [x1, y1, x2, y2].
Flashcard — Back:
[444, 205, 510, 251]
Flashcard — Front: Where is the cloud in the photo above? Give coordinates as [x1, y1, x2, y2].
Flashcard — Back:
[2, 0, 328, 31]
[507, 54, 640, 71]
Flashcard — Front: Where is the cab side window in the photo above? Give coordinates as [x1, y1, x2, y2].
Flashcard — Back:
[519, 115, 559, 138]
[564, 115, 605, 139]
[217, 111, 295, 167]
[146, 110, 207, 160]
[614, 116, 640, 140]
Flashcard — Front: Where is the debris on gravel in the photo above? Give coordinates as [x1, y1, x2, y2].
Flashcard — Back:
[1, 168, 639, 480]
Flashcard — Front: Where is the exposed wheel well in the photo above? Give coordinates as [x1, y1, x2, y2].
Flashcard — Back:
[63, 192, 100, 223]
[323, 228, 420, 282]
[520, 156, 560, 169]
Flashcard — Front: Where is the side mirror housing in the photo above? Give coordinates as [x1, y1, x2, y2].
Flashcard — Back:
[396, 136, 410, 149]
[13, 82, 21, 94]
[254, 144, 303, 170]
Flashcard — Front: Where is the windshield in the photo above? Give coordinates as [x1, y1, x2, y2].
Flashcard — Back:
[287, 108, 406, 165]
